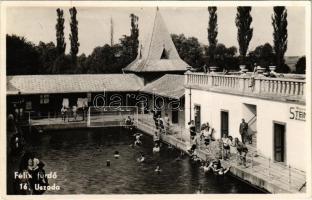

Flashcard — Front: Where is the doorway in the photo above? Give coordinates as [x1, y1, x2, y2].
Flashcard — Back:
[273, 122, 286, 163]
[172, 110, 179, 124]
[221, 110, 229, 137]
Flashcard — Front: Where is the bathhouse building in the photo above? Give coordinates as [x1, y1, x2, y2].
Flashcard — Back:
[184, 71, 306, 171]
[6, 74, 144, 118]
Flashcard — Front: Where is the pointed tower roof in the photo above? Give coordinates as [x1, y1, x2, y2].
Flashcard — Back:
[123, 8, 190, 72]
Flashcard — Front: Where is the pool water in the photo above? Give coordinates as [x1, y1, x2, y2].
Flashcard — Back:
[8, 127, 264, 194]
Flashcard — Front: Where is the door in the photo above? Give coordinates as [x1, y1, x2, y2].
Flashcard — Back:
[221, 111, 229, 137]
[274, 123, 286, 163]
[194, 105, 201, 132]
[172, 110, 178, 124]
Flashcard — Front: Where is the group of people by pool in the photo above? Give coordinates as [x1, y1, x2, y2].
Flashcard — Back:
[60, 104, 87, 122]
[188, 119, 249, 168]
[152, 110, 171, 135]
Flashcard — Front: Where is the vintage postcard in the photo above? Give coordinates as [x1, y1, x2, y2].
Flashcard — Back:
[0, 1, 311, 199]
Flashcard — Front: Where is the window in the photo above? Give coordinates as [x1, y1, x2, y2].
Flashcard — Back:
[40, 94, 49, 104]
[87, 93, 92, 102]
[25, 101, 32, 110]
[160, 48, 169, 59]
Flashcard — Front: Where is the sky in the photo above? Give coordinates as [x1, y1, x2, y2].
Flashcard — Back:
[6, 6, 306, 56]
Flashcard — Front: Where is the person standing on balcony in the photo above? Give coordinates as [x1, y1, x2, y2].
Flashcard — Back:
[239, 118, 248, 144]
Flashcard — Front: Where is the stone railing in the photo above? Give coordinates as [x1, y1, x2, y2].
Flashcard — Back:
[185, 72, 306, 100]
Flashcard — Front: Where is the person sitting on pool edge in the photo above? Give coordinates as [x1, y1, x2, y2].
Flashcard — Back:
[114, 151, 120, 159]
[200, 161, 212, 173]
[211, 159, 231, 176]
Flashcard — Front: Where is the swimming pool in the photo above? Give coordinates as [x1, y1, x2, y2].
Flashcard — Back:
[8, 127, 264, 194]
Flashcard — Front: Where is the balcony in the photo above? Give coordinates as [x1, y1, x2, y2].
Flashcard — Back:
[185, 72, 306, 104]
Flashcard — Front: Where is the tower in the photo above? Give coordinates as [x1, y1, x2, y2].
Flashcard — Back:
[110, 17, 114, 46]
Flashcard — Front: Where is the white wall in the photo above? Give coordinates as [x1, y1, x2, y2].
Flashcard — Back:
[184, 88, 306, 171]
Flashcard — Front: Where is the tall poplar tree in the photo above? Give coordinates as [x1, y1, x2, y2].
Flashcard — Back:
[69, 7, 79, 65]
[235, 6, 253, 65]
[56, 8, 66, 56]
[207, 6, 218, 66]
[130, 13, 139, 60]
[272, 6, 288, 72]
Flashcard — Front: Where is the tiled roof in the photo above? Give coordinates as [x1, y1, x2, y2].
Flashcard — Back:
[7, 74, 144, 95]
[123, 8, 189, 73]
[141, 74, 185, 99]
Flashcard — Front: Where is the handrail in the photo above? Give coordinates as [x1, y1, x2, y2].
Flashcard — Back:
[247, 114, 257, 125]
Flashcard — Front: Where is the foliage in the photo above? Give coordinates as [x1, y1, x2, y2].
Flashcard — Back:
[52, 54, 74, 74]
[69, 7, 79, 65]
[247, 43, 275, 70]
[235, 6, 253, 64]
[206, 43, 239, 71]
[130, 14, 139, 60]
[6, 34, 40, 75]
[272, 6, 288, 73]
[295, 56, 306, 74]
[56, 8, 66, 56]
[36, 41, 58, 74]
[207, 7, 218, 66]
[83, 44, 124, 73]
[171, 34, 205, 69]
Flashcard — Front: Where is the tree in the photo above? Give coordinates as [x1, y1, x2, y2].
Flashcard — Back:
[235, 6, 253, 65]
[247, 43, 275, 70]
[272, 6, 288, 73]
[207, 7, 218, 66]
[171, 34, 205, 69]
[52, 54, 73, 74]
[129, 14, 139, 61]
[209, 43, 239, 71]
[36, 41, 58, 74]
[6, 34, 40, 75]
[56, 8, 66, 56]
[295, 56, 306, 74]
[69, 7, 79, 65]
[85, 44, 124, 73]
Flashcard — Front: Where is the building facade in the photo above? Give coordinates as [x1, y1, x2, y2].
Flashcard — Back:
[184, 71, 306, 171]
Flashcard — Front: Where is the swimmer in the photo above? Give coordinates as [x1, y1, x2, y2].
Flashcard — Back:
[195, 184, 203, 194]
[137, 154, 145, 163]
[153, 144, 160, 153]
[154, 165, 162, 173]
[114, 151, 120, 159]
[134, 133, 143, 146]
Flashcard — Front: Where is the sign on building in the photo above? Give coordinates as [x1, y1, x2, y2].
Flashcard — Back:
[289, 106, 306, 121]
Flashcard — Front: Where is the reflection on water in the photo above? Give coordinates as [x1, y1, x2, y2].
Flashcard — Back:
[8, 127, 264, 194]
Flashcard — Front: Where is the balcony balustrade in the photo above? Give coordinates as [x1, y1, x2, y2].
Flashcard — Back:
[185, 72, 305, 102]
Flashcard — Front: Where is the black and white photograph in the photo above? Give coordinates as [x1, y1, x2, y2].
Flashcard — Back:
[1, 1, 311, 198]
